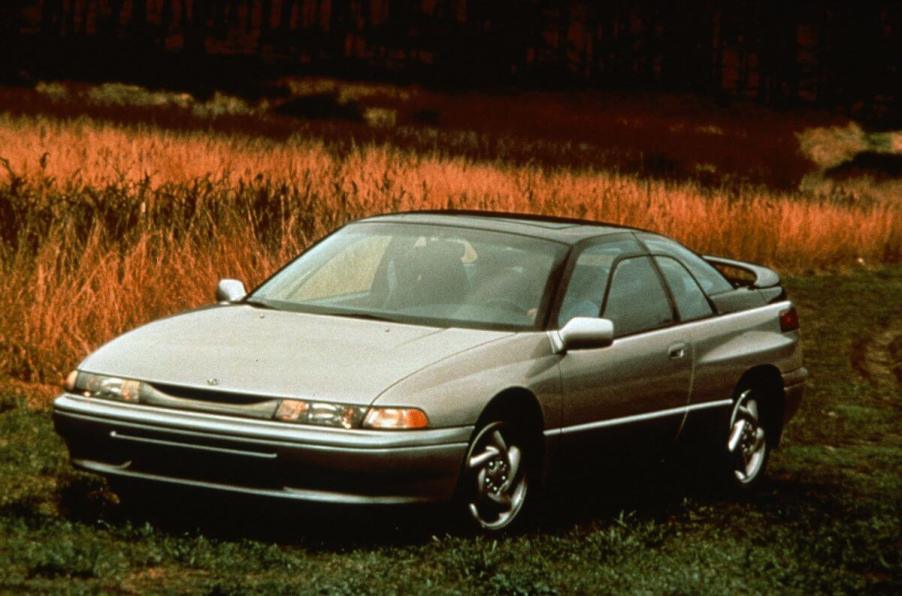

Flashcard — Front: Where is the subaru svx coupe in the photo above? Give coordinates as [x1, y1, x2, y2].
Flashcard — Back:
[53, 211, 806, 531]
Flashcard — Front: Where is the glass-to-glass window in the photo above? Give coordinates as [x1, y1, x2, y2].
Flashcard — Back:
[557, 237, 644, 327]
[639, 234, 733, 295]
[654, 256, 714, 322]
[603, 256, 674, 337]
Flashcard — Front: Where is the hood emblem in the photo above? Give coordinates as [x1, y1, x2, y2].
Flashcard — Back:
[206, 378, 220, 386]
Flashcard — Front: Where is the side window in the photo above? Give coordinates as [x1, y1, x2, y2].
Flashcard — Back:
[603, 257, 674, 337]
[655, 257, 714, 322]
[557, 237, 643, 327]
[639, 234, 733, 295]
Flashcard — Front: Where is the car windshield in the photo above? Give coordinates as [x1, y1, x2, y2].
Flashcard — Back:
[250, 222, 569, 330]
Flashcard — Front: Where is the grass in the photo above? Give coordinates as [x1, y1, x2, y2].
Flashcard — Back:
[1, 268, 899, 594]
[0, 80, 899, 592]
[0, 106, 899, 390]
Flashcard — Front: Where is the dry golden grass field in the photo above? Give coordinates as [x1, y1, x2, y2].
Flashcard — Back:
[0, 89, 900, 399]
[0, 83, 900, 594]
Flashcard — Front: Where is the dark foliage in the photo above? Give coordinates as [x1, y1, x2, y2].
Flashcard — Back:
[3, 1, 900, 125]
[825, 151, 902, 181]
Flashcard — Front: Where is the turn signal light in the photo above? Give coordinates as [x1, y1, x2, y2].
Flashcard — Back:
[779, 306, 800, 332]
[363, 407, 429, 430]
[63, 370, 78, 392]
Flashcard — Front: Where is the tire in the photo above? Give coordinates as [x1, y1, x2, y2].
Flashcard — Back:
[722, 385, 772, 490]
[460, 419, 533, 532]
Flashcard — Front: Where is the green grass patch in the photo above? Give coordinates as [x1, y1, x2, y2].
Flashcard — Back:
[1, 268, 900, 593]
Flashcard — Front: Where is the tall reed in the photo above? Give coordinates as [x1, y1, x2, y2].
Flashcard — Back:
[1, 113, 899, 394]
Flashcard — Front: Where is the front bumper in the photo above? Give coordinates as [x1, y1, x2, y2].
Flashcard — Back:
[53, 394, 472, 504]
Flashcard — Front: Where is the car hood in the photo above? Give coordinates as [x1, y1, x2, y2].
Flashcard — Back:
[80, 305, 511, 405]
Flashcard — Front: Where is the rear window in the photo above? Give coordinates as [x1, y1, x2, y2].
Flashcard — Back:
[638, 234, 733, 295]
[654, 256, 714, 322]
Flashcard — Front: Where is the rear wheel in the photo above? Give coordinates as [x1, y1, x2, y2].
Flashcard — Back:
[462, 420, 531, 531]
[724, 387, 770, 488]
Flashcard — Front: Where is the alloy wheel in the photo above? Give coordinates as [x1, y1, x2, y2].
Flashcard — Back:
[727, 389, 768, 484]
[465, 421, 528, 530]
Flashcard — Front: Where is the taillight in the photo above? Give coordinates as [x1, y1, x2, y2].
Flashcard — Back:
[779, 306, 800, 332]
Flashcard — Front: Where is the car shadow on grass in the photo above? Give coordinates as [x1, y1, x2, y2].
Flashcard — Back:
[41, 452, 828, 549]
[52, 472, 453, 548]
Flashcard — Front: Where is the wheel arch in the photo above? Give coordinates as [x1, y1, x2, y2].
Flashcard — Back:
[735, 365, 785, 447]
[475, 387, 546, 469]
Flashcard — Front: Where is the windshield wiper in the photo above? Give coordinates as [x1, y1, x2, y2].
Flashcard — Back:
[323, 311, 400, 323]
[244, 298, 277, 310]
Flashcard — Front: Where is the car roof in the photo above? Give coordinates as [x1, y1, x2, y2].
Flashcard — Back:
[357, 210, 649, 245]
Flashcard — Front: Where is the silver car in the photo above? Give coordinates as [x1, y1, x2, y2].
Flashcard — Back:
[53, 211, 806, 531]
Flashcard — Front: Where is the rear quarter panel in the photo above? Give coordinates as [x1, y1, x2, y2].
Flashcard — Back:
[679, 301, 803, 440]
[688, 301, 803, 405]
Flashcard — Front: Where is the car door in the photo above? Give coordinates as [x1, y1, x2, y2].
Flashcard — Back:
[556, 253, 693, 471]
[649, 255, 723, 440]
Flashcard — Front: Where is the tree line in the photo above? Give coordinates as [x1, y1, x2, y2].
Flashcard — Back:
[3, 0, 899, 114]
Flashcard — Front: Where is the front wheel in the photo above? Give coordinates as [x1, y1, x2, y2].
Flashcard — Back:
[725, 388, 770, 488]
[462, 420, 530, 531]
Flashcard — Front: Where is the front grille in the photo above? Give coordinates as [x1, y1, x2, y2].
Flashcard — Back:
[149, 383, 275, 405]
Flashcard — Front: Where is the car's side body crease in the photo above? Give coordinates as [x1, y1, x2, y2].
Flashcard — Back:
[543, 399, 733, 436]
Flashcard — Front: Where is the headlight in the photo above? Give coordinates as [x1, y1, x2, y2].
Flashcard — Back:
[275, 399, 367, 429]
[64, 371, 145, 403]
[275, 400, 429, 430]
[64, 371, 430, 430]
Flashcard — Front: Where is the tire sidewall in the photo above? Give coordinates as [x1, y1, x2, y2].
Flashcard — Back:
[457, 417, 534, 533]
[724, 385, 772, 492]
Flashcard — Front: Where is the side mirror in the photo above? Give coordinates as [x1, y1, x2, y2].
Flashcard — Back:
[216, 278, 247, 303]
[551, 317, 614, 353]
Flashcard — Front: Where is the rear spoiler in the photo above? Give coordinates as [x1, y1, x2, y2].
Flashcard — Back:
[703, 255, 781, 289]
[702, 255, 785, 313]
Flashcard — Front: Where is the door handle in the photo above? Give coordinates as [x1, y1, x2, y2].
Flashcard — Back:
[668, 342, 688, 360]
